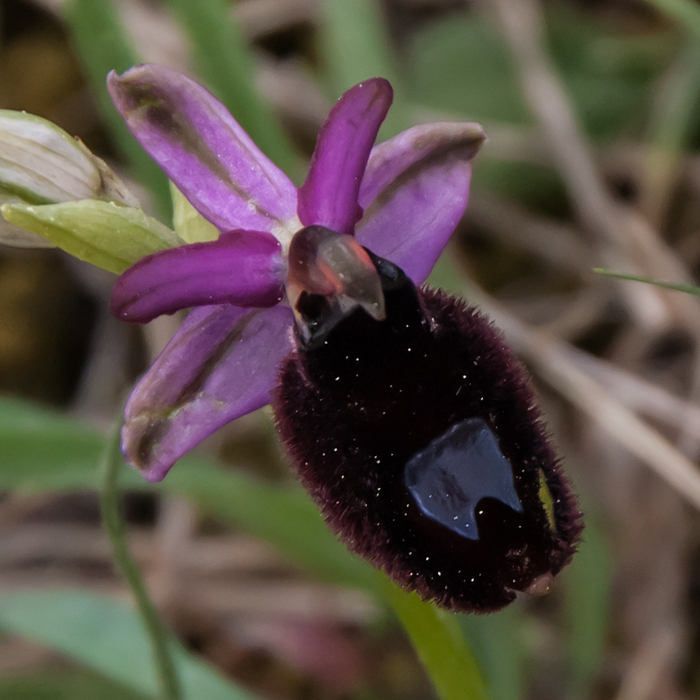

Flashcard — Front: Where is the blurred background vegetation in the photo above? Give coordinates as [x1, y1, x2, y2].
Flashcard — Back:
[2, 0, 700, 698]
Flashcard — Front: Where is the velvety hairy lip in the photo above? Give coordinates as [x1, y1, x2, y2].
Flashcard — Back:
[273, 254, 582, 613]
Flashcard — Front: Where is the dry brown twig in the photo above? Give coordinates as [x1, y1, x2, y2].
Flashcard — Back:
[465, 282, 700, 510]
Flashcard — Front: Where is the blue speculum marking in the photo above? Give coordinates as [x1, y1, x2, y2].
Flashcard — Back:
[404, 418, 523, 540]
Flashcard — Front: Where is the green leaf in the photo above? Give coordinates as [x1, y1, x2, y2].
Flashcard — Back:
[410, 9, 665, 140]
[319, 0, 398, 91]
[63, 0, 171, 218]
[562, 508, 611, 695]
[0, 590, 257, 700]
[459, 606, 526, 700]
[0, 670, 147, 700]
[167, 459, 379, 592]
[0, 397, 494, 699]
[318, 0, 408, 137]
[409, 15, 531, 126]
[0, 397, 377, 592]
[381, 580, 491, 700]
[546, 6, 670, 139]
[1, 200, 180, 274]
[164, 0, 302, 179]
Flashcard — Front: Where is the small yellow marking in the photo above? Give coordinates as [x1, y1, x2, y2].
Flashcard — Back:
[538, 469, 556, 531]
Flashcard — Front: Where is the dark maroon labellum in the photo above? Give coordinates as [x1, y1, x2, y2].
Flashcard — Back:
[273, 248, 582, 613]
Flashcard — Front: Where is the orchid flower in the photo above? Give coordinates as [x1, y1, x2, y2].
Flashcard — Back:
[108, 65, 484, 481]
[108, 65, 581, 613]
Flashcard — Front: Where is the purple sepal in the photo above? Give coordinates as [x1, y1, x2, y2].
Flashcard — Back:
[107, 64, 297, 235]
[357, 122, 486, 284]
[111, 230, 285, 323]
[297, 78, 393, 236]
[122, 303, 294, 481]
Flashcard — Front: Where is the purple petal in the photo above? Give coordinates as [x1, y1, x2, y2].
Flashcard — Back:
[107, 64, 297, 235]
[122, 303, 294, 481]
[356, 122, 486, 283]
[111, 230, 285, 323]
[297, 78, 393, 236]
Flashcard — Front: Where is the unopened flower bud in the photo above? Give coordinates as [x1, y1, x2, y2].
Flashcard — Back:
[0, 110, 182, 269]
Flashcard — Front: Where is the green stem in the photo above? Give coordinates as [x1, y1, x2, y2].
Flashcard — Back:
[381, 577, 491, 700]
[99, 423, 183, 700]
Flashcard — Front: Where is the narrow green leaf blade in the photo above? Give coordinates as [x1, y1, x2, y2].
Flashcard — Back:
[318, 0, 407, 136]
[166, 461, 380, 592]
[594, 268, 700, 297]
[0, 590, 258, 700]
[0, 670, 147, 700]
[0, 397, 377, 592]
[562, 509, 611, 694]
[459, 606, 526, 700]
[63, 0, 171, 217]
[164, 0, 301, 178]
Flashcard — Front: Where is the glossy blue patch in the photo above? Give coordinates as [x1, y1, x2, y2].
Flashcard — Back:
[405, 418, 523, 540]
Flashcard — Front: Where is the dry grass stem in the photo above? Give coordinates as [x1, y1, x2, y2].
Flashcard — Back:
[487, 0, 700, 335]
[467, 192, 594, 275]
[468, 284, 700, 511]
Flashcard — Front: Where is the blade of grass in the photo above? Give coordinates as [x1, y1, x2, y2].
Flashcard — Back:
[63, 0, 171, 219]
[164, 0, 301, 179]
[459, 606, 526, 700]
[318, 0, 408, 136]
[594, 268, 700, 297]
[562, 505, 611, 696]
